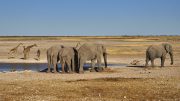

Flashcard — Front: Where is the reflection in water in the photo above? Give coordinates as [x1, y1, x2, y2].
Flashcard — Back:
[11, 63, 17, 72]
[0, 63, 48, 72]
[0, 63, 126, 72]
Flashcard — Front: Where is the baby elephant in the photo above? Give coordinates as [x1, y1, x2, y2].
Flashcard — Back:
[145, 43, 173, 67]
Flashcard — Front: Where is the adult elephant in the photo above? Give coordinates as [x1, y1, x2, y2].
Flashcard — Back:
[47, 45, 64, 73]
[58, 42, 81, 73]
[145, 43, 173, 67]
[58, 47, 77, 73]
[78, 43, 107, 73]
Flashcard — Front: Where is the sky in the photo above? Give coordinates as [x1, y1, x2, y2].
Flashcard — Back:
[0, 0, 179, 36]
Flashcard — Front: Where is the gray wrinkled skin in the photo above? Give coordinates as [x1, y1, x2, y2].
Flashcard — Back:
[78, 43, 107, 73]
[58, 47, 77, 73]
[145, 43, 173, 67]
[47, 45, 64, 73]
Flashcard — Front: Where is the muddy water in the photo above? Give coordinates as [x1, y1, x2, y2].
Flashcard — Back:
[0, 63, 126, 72]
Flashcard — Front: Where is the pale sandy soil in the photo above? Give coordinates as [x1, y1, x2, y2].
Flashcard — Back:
[0, 36, 180, 100]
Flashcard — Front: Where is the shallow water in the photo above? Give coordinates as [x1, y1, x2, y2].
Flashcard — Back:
[0, 63, 126, 72]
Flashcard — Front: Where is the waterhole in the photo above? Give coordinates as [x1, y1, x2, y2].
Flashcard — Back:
[0, 63, 126, 72]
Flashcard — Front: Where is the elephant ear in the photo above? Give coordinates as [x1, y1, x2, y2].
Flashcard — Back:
[164, 44, 170, 53]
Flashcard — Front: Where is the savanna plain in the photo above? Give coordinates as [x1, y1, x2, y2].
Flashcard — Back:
[0, 36, 180, 101]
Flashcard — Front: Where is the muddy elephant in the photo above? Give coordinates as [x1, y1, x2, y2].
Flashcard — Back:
[78, 43, 107, 73]
[58, 47, 78, 73]
[47, 45, 64, 73]
[145, 43, 173, 67]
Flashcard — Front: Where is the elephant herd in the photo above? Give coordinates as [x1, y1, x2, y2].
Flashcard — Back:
[46, 43, 174, 73]
[47, 43, 107, 73]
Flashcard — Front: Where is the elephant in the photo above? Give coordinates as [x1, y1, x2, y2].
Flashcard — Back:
[78, 43, 107, 73]
[47, 45, 64, 73]
[145, 43, 173, 67]
[58, 47, 78, 73]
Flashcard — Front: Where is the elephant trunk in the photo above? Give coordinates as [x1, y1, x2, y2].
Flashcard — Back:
[103, 53, 107, 68]
[169, 51, 173, 65]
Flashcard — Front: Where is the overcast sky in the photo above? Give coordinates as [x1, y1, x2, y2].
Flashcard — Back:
[0, 0, 179, 36]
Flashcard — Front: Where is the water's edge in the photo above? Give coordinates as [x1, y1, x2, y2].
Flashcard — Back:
[0, 63, 127, 72]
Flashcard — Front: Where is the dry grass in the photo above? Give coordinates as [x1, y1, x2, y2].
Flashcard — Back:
[0, 77, 179, 101]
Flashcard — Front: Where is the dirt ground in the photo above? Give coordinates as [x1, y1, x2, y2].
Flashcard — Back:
[0, 36, 180, 101]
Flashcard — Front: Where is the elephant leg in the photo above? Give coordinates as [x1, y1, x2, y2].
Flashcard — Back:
[161, 56, 166, 67]
[97, 56, 103, 72]
[65, 57, 72, 73]
[47, 55, 51, 73]
[67, 61, 72, 73]
[71, 57, 75, 72]
[60, 58, 65, 73]
[61, 62, 65, 73]
[145, 58, 149, 67]
[151, 59, 155, 67]
[53, 61, 57, 73]
[56, 64, 59, 72]
[90, 59, 96, 72]
[66, 56, 73, 73]
[52, 59, 57, 73]
[54, 54, 60, 73]
[79, 58, 85, 73]
[47, 63, 51, 73]
[47, 63, 50, 73]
